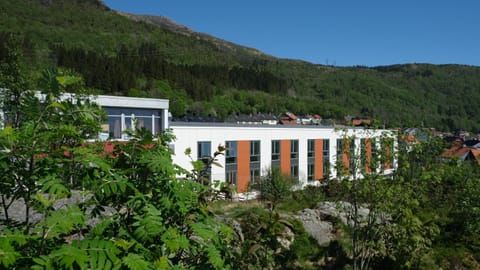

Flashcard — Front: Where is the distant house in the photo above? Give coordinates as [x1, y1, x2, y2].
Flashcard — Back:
[441, 139, 480, 164]
[456, 130, 470, 140]
[312, 114, 322, 125]
[226, 113, 277, 125]
[297, 115, 312, 125]
[403, 128, 431, 143]
[279, 112, 297, 125]
[258, 113, 278, 125]
[296, 114, 322, 125]
[351, 117, 372, 127]
[227, 114, 262, 125]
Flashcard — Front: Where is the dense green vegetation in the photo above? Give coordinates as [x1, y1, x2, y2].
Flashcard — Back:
[1, 0, 480, 132]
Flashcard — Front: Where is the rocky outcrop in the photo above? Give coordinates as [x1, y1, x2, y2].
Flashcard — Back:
[295, 208, 334, 245]
[294, 201, 371, 246]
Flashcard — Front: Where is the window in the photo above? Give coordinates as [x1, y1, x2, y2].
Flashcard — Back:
[225, 141, 237, 164]
[291, 164, 299, 180]
[226, 171, 237, 186]
[250, 141, 260, 162]
[360, 138, 367, 169]
[103, 107, 162, 139]
[323, 139, 330, 179]
[197, 141, 212, 182]
[336, 138, 343, 160]
[271, 140, 280, 161]
[349, 139, 356, 173]
[307, 139, 315, 157]
[197, 141, 211, 160]
[307, 163, 315, 181]
[291, 139, 299, 159]
[307, 139, 315, 181]
[250, 168, 260, 185]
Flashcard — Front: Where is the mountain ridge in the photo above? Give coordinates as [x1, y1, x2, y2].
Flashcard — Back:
[1, 0, 480, 132]
[117, 12, 273, 60]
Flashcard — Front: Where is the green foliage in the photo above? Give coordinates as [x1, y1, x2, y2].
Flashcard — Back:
[233, 207, 292, 269]
[0, 51, 238, 269]
[279, 185, 326, 212]
[253, 167, 294, 210]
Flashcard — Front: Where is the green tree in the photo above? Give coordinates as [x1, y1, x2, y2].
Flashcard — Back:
[254, 167, 294, 211]
[331, 132, 439, 270]
[0, 49, 238, 269]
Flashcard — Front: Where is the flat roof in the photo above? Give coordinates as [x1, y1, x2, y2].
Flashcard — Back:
[31, 91, 169, 110]
[95, 95, 169, 110]
[170, 121, 357, 130]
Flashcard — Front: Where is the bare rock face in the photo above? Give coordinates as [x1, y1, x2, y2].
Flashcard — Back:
[294, 201, 371, 246]
[294, 208, 334, 246]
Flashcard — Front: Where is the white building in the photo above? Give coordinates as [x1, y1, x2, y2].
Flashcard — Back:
[93, 95, 170, 141]
[9, 92, 396, 192]
[170, 122, 396, 192]
[88, 95, 396, 192]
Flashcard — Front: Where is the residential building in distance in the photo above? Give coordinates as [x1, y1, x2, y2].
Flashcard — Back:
[5, 92, 396, 193]
[91, 95, 396, 193]
[171, 121, 396, 192]
[93, 95, 170, 141]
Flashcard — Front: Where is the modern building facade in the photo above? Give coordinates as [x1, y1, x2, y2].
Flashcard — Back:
[6, 91, 396, 192]
[170, 122, 396, 192]
[92, 95, 170, 141]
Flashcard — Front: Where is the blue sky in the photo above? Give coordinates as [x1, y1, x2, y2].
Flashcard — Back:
[102, 0, 480, 67]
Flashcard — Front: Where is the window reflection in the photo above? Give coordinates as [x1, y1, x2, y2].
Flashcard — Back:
[102, 107, 163, 140]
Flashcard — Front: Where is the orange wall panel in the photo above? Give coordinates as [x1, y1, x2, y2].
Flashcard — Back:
[236, 140, 250, 192]
[340, 139, 350, 175]
[343, 146, 349, 172]
[314, 139, 323, 180]
[384, 146, 392, 170]
[280, 140, 291, 176]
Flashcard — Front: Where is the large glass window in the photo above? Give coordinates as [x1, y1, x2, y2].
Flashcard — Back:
[250, 168, 260, 186]
[197, 141, 212, 182]
[307, 163, 315, 181]
[336, 138, 343, 160]
[349, 139, 356, 173]
[225, 141, 237, 164]
[250, 141, 260, 162]
[103, 107, 162, 140]
[105, 116, 121, 139]
[323, 139, 330, 179]
[307, 139, 315, 181]
[291, 163, 299, 180]
[360, 138, 367, 170]
[197, 141, 211, 160]
[271, 140, 280, 161]
[226, 171, 237, 186]
[307, 139, 315, 158]
[291, 139, 299, 159]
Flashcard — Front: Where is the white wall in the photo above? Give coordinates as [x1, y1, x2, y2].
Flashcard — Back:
[170, 123, 395, 187]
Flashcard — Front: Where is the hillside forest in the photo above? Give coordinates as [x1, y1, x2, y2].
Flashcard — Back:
[1, 0, 480, 132]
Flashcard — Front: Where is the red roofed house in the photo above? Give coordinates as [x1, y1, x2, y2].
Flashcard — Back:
[441, 140, 480, 165]
[279, 112, 297, 125]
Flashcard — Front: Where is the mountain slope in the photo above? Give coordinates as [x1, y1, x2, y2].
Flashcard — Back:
[1, 0, 480, 132]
